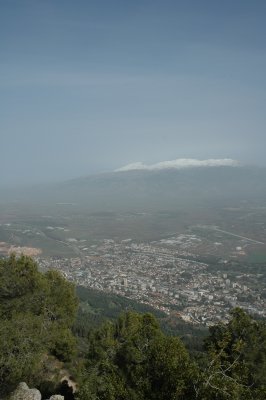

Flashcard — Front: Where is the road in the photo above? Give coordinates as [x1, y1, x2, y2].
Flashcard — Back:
[211, 227, 264, 245]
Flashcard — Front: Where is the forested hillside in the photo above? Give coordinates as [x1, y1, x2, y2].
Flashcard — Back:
[1, 256, 266, 399]
[0, 255, 78, 396]
[74, 286, 207, 353]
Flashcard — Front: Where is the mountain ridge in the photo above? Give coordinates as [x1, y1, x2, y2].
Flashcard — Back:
[115, 158, 240, 172]
[2, 164, 266, 212]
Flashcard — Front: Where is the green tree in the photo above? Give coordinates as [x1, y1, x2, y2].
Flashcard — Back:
[196, 308, 266, 399]
[0, 255, 78, 396]
[147, 335, 195, 400]
[78, 311, 194, 400]
[0, 313, 45, 393]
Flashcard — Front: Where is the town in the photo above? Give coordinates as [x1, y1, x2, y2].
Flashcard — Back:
[36, 234, 266, 326]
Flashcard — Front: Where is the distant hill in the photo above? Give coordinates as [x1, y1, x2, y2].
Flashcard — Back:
[2, 164, 266, 212]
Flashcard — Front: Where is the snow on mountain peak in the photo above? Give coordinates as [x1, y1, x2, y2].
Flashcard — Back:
[115, 158, 240, 172]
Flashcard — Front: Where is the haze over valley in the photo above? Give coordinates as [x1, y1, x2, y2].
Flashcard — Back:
[1, 159, 266, 325]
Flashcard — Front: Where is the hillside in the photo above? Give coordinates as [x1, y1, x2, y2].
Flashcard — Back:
[74, 286, 208, 353]
[1, 255, 266, 400]
[2, 165, 266, 212]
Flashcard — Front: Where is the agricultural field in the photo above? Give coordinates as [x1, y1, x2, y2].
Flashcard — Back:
[1, 200, 266, 263]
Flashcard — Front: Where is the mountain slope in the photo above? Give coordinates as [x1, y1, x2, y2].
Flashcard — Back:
[2, 164, 266, 212]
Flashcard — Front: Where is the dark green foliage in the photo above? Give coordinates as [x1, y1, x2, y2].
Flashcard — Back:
[0, 255, 78, 395]
[0, 253, 44, 318]
[74, 285, 207, 353]
[0, 313, 45, 391]
[196, 308, 266, 399]
[51, 328, 77, 362]
[75, 285, 165, 321]
[146, 335, 196, 400]
[78, 312, 195, 400]
[77, 308, 266, 400]
[44, 270, 78, 327]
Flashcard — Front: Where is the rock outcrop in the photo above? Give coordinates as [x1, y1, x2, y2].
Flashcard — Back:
[8, 383, 64, 400]
[9, 383, 41, 400]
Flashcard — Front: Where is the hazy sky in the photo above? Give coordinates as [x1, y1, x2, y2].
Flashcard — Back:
[1, 0, 266, 184]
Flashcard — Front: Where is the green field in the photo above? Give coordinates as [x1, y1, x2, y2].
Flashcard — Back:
[246, 251, 266, 263]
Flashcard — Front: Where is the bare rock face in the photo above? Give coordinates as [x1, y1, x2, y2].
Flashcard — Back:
[8, 383, 64, 400]
[9, 382, 41, 400]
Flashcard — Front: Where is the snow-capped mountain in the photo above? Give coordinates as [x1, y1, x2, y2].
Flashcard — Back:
[115, 158, 240, 172]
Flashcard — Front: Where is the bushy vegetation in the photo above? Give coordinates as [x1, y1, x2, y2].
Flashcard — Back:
[77, 312, 195, 400]
[0, 255, 78, 395]
[0, 255, 266, 399]
[77, 309, 266, 400]
[74, 286, 207, 352]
